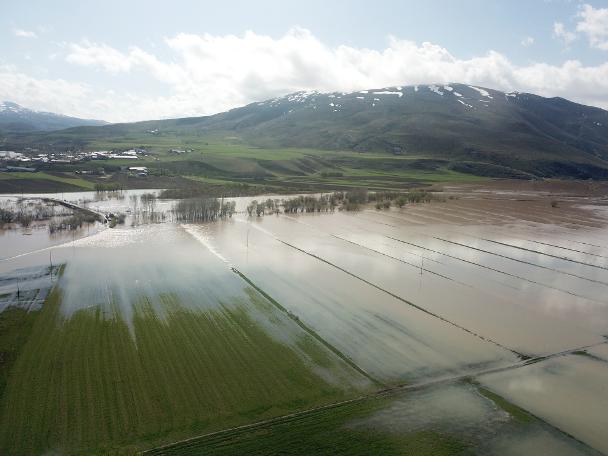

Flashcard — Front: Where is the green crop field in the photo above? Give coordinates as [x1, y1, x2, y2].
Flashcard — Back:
[0, 275, 367, 455]
[144, 395, 469, 456]
[0, 171, 96, 192]
[0, 136, 487, 194]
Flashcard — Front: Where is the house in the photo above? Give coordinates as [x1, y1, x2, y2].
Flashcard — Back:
[0, 151, 24, 160]
[110, 154, 139, 160]
[128, 166, 148, 177]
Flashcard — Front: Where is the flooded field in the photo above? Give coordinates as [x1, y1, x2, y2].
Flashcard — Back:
[1, 183, 607, 454]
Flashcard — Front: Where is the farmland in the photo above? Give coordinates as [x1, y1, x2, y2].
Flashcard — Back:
[0, 141, 485, 194]
[0, 228, 370, 454]
[1, 181, 608, 454]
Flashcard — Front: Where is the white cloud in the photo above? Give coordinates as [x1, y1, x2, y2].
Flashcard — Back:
[576, 3, 608, 50]
[13, 28, 37, 39]
[66, 40, 133, 73]
[0, 64, 91, 113]
[553, 22, 577, 46]
[521, 36, 535, 47]
[3, 28, 608, 122]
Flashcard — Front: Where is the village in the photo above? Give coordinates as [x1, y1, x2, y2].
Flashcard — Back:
[0, 147, 150, 165]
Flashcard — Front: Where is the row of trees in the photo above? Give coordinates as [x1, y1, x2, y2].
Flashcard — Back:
[244, 189, 440, 217]
[129, 193, 166, 225]
[172, 197, 236, 222]
[246, 190, 369, 216]
[165, 189, 441, 223]
[374, 190, 437, 209]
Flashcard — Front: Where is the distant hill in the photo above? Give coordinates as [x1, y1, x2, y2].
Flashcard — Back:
[4, 84, 608, 179]
[0, 101, 108, 132]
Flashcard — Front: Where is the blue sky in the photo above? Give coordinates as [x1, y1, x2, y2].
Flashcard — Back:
[2, 0, 608, 121]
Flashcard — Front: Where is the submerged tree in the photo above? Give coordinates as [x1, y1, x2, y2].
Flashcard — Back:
[173, 197, 235, 222]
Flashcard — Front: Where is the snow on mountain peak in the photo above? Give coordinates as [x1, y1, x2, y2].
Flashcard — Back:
[428, 85, 444, 96]
[467, 86, 493, 99]
[0, 101, 29, 113]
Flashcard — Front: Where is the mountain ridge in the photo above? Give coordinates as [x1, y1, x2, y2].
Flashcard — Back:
[0, 101, 108, 132]
[4, 83, 608, 179]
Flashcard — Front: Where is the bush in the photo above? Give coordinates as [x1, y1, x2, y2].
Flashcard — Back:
[0, 208, 15, 224]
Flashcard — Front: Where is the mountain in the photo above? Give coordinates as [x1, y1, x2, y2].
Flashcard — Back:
[186, 83, 608, 178]
[0, 101, 108, 132]
[5, 84, 608, 179]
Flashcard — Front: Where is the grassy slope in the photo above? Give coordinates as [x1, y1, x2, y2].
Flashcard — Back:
[0, 286, 360, 455]
[6, 84, 608, 182]
[0, 142, 485, 194]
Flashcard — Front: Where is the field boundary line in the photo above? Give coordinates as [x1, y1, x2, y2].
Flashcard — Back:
[259, 228, 527, 359]
[231, 267, 383, 387]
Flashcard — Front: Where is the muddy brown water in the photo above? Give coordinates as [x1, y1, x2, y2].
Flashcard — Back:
[1, 184, 608, 453]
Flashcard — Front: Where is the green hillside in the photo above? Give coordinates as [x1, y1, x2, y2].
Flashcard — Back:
[3, 83, 608, 192]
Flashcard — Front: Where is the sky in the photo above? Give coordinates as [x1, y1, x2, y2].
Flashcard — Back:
[2, 0, 608, 122]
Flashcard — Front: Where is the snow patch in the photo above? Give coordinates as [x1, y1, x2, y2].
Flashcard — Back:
[286, 91, 317, 103]
[428, 85, 444, 96]
[0, 101, 30, 114]
[373, 91, 403, 97]
[468, 86, 493, 99]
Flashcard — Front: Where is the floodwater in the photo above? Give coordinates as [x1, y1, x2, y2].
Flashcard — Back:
[2, 220, 371, 393]
[479, 353, 608, 454]
[1, 185, 608, 453]
[0, 264, 59, 312]
[352, 382, 599, 455]
[191, 220, 518, 382]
